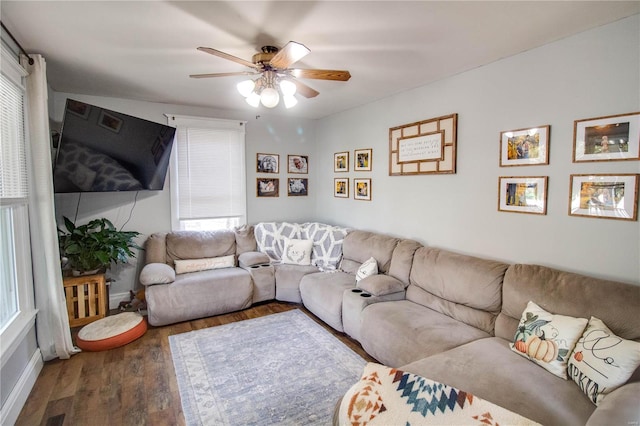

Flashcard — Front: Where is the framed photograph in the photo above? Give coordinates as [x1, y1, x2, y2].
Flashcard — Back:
[334, 151, 349, 172]
[573, 112, 640, 162]
[354, 178, 372, 201]
[288, 155, 308, 174]
[334, 178, 349, 198]
[66, 99, 90, 119]
[500, 125, 550, 166]
[569, 174, 638, 221]
[98, 110, 123, 133]
[257, 153, 279, 174]
[288, 178, 308, 196]
[498, 176, 548, 215]
[257, 178, 279, 197]
[354, 149, 372, 171]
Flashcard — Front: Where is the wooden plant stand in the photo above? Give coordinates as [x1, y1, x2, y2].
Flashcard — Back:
[63, 274, 107, 327]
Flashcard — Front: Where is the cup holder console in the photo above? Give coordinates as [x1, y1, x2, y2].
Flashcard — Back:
[250, 264, 271, 269]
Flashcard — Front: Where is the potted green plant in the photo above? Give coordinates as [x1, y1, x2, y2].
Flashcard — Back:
[58, 216, 141, 276]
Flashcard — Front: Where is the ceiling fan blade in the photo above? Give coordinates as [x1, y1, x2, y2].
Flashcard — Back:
[189, 71, 258, 79]
[269, 41, 310, 69]
[291, 69, 351, 81]
[197, 47, 260, 70]
[292, 79, 319, 98]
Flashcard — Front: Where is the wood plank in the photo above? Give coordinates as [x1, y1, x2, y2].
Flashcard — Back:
[14, 301, 374, 425]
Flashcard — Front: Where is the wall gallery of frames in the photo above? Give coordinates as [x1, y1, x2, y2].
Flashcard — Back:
[256, 153, 309, 198]
[336, 111, 639, 221]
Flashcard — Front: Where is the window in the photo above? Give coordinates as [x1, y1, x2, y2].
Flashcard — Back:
[0, 46, 36, 350]
[167, 116, 247, 231]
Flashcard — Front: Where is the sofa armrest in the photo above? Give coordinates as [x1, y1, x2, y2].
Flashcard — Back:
[139, 263, 175, 286]
[238, 251, 271, 268]
[356, 274, 405, 296]
[586, 382, 640, 426]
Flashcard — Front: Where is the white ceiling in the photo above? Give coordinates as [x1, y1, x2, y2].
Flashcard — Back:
[2, 1, 639, 119]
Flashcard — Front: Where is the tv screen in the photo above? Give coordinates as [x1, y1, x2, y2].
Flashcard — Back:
[53, 99, 176, 193]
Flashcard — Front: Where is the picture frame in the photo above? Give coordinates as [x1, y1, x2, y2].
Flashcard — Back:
[569, 174, 638, 221]
[334, 151, 349, 172]
[500, 125, 550, 166]
[288, 155, 308, 174]
[256, 178, 279, 197]
[257, 153, 279, 174]
[287, 178, 308, 196]
[66, 99, 90, 119]
[573, 112, 640, 162]
[389, 114, 457, 176]
[98, 110, 123, 133]
[354, 178, 372, 201]
[334, 178, 349, 198]
[354, 149, 372, 171]
[498, 176, 548, 215]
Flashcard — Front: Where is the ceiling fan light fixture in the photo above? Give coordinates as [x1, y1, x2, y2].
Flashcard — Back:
[237, 79, 255, 97]
[246, 92, 261, 107]
[279, 80, 297, 97]
[260, 87, 280, 108]
[283, 95, 298, 109]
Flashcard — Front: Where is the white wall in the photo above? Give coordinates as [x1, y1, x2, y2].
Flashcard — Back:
[314, 15, 640, 285]
[52, 94, 318, 302]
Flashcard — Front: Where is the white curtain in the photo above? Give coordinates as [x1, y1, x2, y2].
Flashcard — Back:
[21, 54, 79, 360]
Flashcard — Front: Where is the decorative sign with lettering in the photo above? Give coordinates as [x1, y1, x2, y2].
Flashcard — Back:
[389, 114, 458, 176]
[398, 132, 444, 163]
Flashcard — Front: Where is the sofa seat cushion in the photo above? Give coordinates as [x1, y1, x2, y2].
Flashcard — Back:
[300, 271, 355, 332]
[145, 267, 253, 326]
[401, 337, 596, 426]
[273, 263, 319, 303]
[360, 300, 490, 367]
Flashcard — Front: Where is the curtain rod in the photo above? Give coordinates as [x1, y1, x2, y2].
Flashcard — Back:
[0, 21, 34, 65]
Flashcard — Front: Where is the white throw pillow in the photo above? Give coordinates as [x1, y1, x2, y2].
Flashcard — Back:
[568, 316, 640, 405]
[356, 257, 378, 282]
[510, 301, 588, 379]
[174, 254, 235, 274]
[281, 238, 313, 265]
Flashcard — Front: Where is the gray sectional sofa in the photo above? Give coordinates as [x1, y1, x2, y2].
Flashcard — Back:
[138, 222, 640, 425]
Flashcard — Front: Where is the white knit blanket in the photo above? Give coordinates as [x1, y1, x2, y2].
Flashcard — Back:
[339, 363, 541, 426]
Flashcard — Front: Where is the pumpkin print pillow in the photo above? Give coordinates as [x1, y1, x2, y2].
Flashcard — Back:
[567, 317, 640, 405]
[511, 301, 588, 379]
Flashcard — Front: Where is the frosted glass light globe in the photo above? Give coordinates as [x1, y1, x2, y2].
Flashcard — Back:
[260, 87, 280, 108]
[280, 80, 297, 97]
[283, 95, 298, 109]
[246, 92, 261, 107]
[237, 80, 255, 97]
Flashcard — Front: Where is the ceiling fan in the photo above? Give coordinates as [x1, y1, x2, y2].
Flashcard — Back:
[189, 41, 351, 108]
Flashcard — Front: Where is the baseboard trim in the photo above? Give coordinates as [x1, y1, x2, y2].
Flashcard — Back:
[109, 291, 131, 310]
[0, 348, 43, 426]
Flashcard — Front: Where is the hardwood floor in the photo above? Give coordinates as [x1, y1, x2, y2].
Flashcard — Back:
[15, 301, 375, 426]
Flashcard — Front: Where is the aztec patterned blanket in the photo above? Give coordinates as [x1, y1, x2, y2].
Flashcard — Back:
[339, 363, 540, 426]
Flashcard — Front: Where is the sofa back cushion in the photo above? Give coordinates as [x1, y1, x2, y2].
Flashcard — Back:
[388, 239, 422, 286]
[234, 224, 257, 254]
[145, 232, 168, 264]
[496, 264, 640, 342]
[407, 247, 509, 334]
[339, 230, 400, 275]
[165, 230, 236, 268]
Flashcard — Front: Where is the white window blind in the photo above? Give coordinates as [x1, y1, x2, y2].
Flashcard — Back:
[0, 70, 28, 199]
[167, 115, 246, 231]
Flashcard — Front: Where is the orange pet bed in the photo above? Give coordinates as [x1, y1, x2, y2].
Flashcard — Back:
[76, 312, 147, 351]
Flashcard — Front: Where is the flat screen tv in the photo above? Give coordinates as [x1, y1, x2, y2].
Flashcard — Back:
[53, 99, 176, 193]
